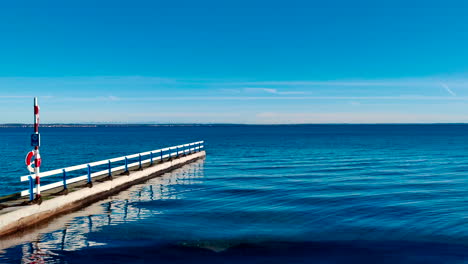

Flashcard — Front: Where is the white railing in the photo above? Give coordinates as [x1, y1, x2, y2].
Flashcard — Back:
[20, 141, 204, 199]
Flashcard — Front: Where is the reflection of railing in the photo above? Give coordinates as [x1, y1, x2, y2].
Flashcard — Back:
[19, 141, 205, 200]
[15, 161, 204, 258]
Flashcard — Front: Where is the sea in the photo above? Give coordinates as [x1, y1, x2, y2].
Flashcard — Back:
[1, 124, 468, 263]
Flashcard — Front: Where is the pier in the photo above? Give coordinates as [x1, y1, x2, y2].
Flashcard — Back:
[0, 141, 205, 237]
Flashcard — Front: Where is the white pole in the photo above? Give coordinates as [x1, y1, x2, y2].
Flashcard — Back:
[34, 97, 41, 200]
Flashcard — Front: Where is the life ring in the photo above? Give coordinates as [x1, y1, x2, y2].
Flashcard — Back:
[25, 151, 41, 173]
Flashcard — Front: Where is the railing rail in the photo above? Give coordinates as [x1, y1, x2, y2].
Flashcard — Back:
[20, 141, 204, 198]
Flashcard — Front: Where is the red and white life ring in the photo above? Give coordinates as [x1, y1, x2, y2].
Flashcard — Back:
[25, 150, 41, 173]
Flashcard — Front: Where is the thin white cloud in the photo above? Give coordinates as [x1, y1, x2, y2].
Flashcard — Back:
[254, 112, 468, 124]
[440, 83, 456, 96]
[219, 87, 306, 95]
[218, 88, 242, 94]
[0, 76, 176, 85]
[107, 95, 120, 101]
[245, 88, 278, 94]
[0, 95, 54, 99]
[212, 77, 468, 88]
[243, 88, 306, 95]
[0, 96, 31, 98]
[224, 81, 408, 86]
[58, 96, 122, 102]
[128, 112, 240, 118]
[49, 95, 468, 101]
[213, 80, 436, 87]
[0, 75, 467, 88]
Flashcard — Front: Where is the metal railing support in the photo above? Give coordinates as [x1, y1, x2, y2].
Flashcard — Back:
[108, 160, 112, 177]
[62, 169, 67, 190]
[139, 154, 142, 169]
[124, 157, 130, 175]
[150, 152, 153, 165]
[87, 164, 92, 187]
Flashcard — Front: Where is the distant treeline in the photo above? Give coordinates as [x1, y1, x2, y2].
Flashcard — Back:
[0, 123, 466, 128]
[0, 123, 240, 128]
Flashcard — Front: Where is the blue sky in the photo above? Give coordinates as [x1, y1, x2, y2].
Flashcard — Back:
[1, 0, 468, 123]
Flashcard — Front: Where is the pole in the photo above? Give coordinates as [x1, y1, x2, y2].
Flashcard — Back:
[34, 97, 41, 200]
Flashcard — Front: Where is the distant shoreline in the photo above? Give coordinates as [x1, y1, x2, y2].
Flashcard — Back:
[1, 123, 468, 128]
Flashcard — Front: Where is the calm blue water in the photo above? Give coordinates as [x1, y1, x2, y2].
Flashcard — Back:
[2, 125, 468, 263]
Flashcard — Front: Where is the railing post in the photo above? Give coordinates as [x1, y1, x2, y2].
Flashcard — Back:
[108, 160, 112, 177]
[28, 176, 34, 201]
[150, 152, 153, 165]
[139, 154, 142, 169]
[125, 157, 128, 172]
[62, 169, 68, 190]
[176, 147, 179, 157]
[87, 164, 93, 187]
[160, 149, 163, 161]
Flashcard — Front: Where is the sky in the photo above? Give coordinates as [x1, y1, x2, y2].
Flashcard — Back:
[1, 0, 468, 124]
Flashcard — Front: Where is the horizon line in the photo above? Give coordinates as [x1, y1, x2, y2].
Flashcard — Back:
[2, 122, 468, 126]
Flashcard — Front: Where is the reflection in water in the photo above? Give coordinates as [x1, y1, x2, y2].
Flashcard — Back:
[7, 125, 468, 263]
[0, 160, 204, 263]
